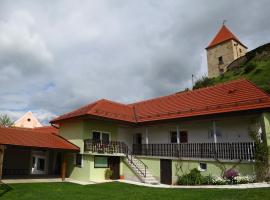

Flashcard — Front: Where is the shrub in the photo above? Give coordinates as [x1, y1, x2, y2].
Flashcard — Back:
[223, 169, 239, 184]
[104, 169, 113, 180]
[177, 168, 203, 185]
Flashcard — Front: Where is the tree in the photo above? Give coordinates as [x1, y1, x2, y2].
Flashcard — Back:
[0, 114, 14, 127]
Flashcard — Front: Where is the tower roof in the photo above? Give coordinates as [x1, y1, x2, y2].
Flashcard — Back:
[206, 25, 247, 49]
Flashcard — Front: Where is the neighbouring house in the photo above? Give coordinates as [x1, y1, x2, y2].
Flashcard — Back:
[0, 126, 79, 180]
[45, 79, 270, 185]
[14, 111, 43, 128]
[206, 24, 247, 78]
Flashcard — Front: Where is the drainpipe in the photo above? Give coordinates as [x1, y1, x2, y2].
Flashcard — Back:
[176, 125, 180, 144]
[145, 127, 149, 145]
[213, 121, 217, 143]
[213, 120, 218, 157]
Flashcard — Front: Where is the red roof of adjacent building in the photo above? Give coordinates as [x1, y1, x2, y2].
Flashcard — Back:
[206, 25, 247, 49]
[51, 80, 270, 124]
[32, 125, 59, 135]
[0, 127, 79, 151]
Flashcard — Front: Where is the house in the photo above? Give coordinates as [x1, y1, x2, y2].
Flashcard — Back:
[14, 111, 43, 128]
[47, 79, 270, 185]
[0, 126, 79, 180]
[206, 24, 248, 78]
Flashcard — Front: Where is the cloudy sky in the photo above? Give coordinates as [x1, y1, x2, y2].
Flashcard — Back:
[0, 0, 270, 124]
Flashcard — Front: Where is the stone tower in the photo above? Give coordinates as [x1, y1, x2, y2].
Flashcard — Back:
[206, 24, 247, 78]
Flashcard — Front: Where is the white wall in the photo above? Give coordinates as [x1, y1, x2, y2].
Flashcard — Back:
[117, 115, 256, 148]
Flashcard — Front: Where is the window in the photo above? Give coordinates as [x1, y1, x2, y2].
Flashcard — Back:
[94, 156, 108, 168]
[218, 56, 224, 65]
[198, 163, 207, 171]
[93, 131, 101, 141]
[180, 131, 188, 143]
[170, 131, 178, 143]
[92, 131, 110, 143]
[37, 158, 45, 171]
[75, 154, 83, 167]
[239, 48, 242, 53]
[27, 118, 31, 122]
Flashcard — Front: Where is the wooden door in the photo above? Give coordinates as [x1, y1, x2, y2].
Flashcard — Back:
[160, 159, 172, 185]
[108, 156, 120, 180]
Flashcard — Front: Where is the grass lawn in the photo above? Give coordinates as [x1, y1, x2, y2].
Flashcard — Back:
[1, 182, 270, 200]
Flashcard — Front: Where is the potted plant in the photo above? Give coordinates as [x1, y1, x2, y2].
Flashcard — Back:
[105, 169, 113, 180]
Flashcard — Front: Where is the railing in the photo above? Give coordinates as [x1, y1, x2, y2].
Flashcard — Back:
[84, 139, 127, 154]
[84, 139, 148, 178]
[133, 142, 256, 161]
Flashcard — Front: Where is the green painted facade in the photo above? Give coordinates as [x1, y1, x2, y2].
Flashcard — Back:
[60, 117, 261, 183]
[138, 157, 254, 184]
[66, 153, 91, 182]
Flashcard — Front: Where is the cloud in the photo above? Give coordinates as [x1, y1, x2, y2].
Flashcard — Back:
[0, 0, 270, 123]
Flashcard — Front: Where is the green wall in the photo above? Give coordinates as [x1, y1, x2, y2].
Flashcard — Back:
[59, 119, 85, 153]
[137, 157, 255, 184]
[66, 153, 91, 182]
[83, 119, 118, 141]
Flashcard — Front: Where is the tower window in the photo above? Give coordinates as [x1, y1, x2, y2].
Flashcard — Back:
[239, 49, 242, 53]
[218, 56, 224, 65]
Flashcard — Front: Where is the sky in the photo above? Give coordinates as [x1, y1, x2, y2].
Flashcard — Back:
[0, 0, 270, 124]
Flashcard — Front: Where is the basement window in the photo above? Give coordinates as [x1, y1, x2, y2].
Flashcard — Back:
[198, 163, 207, 172]
[94, 156, 108, 168]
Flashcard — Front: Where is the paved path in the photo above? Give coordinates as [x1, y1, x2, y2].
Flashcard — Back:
[118, 180, 270, 189]
[2, 178, 270, 189]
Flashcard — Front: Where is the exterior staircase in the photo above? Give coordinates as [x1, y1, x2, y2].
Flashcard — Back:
[124, 152, 158, 185]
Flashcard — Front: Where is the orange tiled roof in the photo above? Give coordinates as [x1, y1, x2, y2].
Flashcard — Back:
[33, 125, 59, 134]
[206, 25, 247, 49]
[0, 127, 79, 151]
[51, 79, 270, 124]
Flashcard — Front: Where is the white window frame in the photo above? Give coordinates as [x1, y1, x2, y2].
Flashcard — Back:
[91, 130, 111, 141]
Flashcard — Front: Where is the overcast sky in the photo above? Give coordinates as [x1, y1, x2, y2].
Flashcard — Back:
[0, 0, 270, 124]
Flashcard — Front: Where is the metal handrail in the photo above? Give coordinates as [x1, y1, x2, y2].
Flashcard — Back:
[124, 146, 148, 178]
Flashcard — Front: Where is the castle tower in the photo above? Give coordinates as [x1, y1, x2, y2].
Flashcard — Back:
[206, 24, 247, 78]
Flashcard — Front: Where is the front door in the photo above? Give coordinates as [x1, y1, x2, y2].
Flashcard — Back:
[133, 133, 142, 155]
[108, 156, 120, 180]
[160, 159, 172, 185]
[31, 154, 46, 175]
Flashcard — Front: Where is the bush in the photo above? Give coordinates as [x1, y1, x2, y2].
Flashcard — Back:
[104, 169, 113, 180]
[177, 168, 204, 185]
[223, 169, 239, 184]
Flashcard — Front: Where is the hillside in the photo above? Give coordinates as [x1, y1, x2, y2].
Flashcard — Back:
[193, 43, 270, 93]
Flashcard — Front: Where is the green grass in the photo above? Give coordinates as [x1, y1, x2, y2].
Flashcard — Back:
[1, 182, 270, 200]
[193, 60, 270, 93]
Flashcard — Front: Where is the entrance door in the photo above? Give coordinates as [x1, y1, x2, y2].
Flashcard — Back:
[31, 154, 46, 175]
[108, 156, 120, 180]
[133, 133, 142, 154]
[160, 159, 172, 185]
